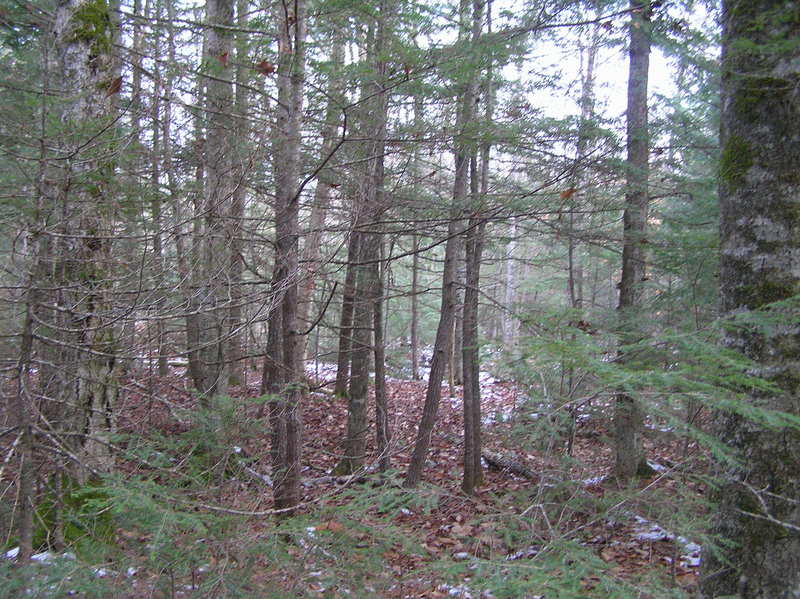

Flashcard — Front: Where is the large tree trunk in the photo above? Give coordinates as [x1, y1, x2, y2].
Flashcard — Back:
[700, 2, 800, 597]
[34, 0, 122, 484]
[613, 0, 652, 482]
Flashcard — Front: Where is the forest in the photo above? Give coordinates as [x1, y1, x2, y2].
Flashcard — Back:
[0, 0, 798, 597]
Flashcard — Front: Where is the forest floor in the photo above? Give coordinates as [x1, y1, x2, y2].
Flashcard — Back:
[111, 362, 708, 598]
[4, 363, 709, 598]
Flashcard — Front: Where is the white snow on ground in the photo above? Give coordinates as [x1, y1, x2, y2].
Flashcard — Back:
[632, 515, 702, 568]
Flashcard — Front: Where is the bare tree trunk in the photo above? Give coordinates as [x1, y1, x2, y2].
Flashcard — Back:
[701, 2, 800, 596]
[462, 0, 493, 494]
[297, 38, 345, 362]
[264, 0, 307, 512]
[373, 244, 390, 472]
[226, 0, 250, 387]
[335, 4, 390, 474]
[405, 0, 478, 488]
[502, 217, 517, 348]
[613, 0, 652, 483]
[410, 233, 420, 380]
[193, 0, 236, 399]
[334, 233, 359, 396]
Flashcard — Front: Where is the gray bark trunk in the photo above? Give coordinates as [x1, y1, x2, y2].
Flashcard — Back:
[38, 0, 122, 483]
[701, 2, 800, 597]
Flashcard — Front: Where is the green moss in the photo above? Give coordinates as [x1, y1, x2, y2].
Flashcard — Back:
[33, 475, 116, 561]
[733, 76, 788, 122]
[739, 278, 798, 308]
[720, 135, 753, 189]
[71, 0, 113, 60]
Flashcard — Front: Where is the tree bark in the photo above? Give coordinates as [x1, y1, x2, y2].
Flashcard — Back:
[334, 233, 359, 396]
[405, 0, 479, 488]
[462, 0, 493, 493]
[297, 37, 344, 365]
[38, 0, 122, 483]
[264, 0, 307, 513]
[613, 0, 652, 483]
[335, 4, 390, 474]
[700, 2, 800, 597]
[193, 0, 236, 399]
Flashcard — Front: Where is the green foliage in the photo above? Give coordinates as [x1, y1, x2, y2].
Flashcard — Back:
[0, 557, 114, 599]
[70, 0, 113, 59]
[31, 475, 116, 562]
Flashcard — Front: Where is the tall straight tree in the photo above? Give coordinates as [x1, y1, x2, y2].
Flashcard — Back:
[262, 0, 307, 512]
[35, 0, 122, 483]
[613, 0, 652, 482]
[462, 0, 493, 496]
[189, 0, 236, 398]
[701, 1, 800, 596]
[336, 2, 390, 474]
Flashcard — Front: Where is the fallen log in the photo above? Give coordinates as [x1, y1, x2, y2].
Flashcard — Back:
[481, 449, 536, 480]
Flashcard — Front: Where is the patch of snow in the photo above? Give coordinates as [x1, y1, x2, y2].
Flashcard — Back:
[505, 545, 540, 560]
[632, 515, 702, 568]
[583, 475, 606, 486]
[647, 461, 667, 472]
[32, 551, 75, 563]
[4, 546, 19, 559]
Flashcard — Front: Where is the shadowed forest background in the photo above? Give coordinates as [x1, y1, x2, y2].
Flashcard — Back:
[1, 0, 799, 597]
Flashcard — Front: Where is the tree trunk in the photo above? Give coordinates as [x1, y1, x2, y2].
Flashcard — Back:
[613, 0, 652, 483]
[37, 0, 122, 483]
[700, 2, 800, 597]
[405, 0, 478, 488]
[264, 0, 306, 513]
[297, 38, 345, 363]
[335, 3, 390, 474]
[373, 244, 390, 472]
[462, 0, 493, 493]
[410, 234, 421, 380]
[226, 0, 250, 387]
[193, 0, 236, 399]
[334, 233, 359, 396]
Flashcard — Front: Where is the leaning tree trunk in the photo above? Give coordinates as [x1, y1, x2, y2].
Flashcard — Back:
[613, 0, 653, 482]
[700, 2, 800, 597]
